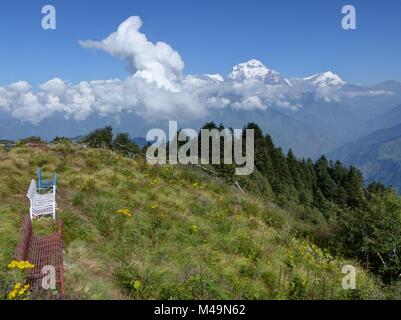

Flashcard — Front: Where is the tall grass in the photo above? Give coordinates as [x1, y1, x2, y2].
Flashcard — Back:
[0, 145, 384, 299]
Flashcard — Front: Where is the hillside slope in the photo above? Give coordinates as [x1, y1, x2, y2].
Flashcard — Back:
[328, 123, 401, 192]
[0, 145, 382, 299]
[355, 104, 401, 140]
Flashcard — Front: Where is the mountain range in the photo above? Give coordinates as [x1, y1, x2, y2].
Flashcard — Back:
[1, 59, 401, 190]
[226, 59, 347, 88]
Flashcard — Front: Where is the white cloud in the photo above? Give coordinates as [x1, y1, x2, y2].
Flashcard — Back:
[79, 16, 184, 91]
[233, 96, 266, 111]
[8, 81, 31, 92]
[343, 90, 393, 98]
[39, 78, 67, 94]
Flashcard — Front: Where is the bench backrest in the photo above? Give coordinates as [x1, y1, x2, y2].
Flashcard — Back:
[27, 179, 37, 201]
[37, 167, 57, 188]
[37, 167, 42, 184]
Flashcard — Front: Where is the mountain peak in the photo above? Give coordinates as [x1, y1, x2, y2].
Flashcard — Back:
[228, 59, 291, 85]
[204, 74, 224, 83]
[184, 73, 224, 84]
[242, 59, 266, 67]
[303, 71, 346, 87]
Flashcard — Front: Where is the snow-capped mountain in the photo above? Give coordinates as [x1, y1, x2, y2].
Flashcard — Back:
[301, 71, 346, 87]
[184, 73, 224, 85]
[227, 60, 346, 89]
[228, 59, 292, 86]
[186, 59, 349, 89]
[185, 73, 224, 83]
[290, 71, 346, 88]
[204, 74, 225, 83]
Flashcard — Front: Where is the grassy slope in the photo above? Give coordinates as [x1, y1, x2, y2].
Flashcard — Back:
[0, 144, 383, 300]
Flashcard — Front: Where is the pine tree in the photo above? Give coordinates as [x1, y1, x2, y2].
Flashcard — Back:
[344, 166, 365, 207]
[314, 156, 337, 201]
[287, 149, 302, 188]
[245, 123, 273, 176]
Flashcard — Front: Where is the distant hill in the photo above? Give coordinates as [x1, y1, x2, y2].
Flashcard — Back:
[0, 139, 14, 145]
[328, 123, 401, 191]
[355, 104, 401, 139]
[132, 137, 147, 147]
[68, 135, 87, 143]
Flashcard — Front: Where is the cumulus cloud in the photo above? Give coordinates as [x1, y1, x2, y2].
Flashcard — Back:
[79, 16, 184, 91]
[232, 96, 266, 111]
[0, 16, 394, 126]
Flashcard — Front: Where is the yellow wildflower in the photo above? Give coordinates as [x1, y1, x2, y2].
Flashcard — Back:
[116, 208, 132, 218]
[133, 280, 142, 290]
[191, 224, 199, 233]
[8, 260, 35, 270]
[8, 291, 16, 300]
[7, 283, 30, 300]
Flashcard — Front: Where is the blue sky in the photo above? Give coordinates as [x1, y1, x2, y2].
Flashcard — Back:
[0, 0, 400, 86]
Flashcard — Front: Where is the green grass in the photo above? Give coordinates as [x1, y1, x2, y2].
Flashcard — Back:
[0, 144, 384, 299]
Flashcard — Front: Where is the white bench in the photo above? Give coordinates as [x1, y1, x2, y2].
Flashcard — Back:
[27, 179, 56, 220]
